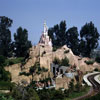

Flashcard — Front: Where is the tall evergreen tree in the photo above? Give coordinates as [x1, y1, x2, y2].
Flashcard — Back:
[66, 27, 79, 55]
[0, 16, 13, 57]
[14, 27, 32, 57]
[80, 21, 99, 57]
[48, 20, 67, 47]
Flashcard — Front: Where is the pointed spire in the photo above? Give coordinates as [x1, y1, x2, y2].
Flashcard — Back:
[43, 20, 48, 36]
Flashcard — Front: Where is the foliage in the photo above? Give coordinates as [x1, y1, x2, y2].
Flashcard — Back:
[95, 56, 100, 63]
[0, 81, 14, 90]
[48, 21, 67, 48]
[94, 68, 99, 71]
[19, 71, 30, 76]
[14, 27, 32, 57]
[0, 16, 13, 57]
[0, 94, 14, 100]
[85, 93, 100, 100]
[79, 21, 99, 57]
[60, 57, 69, 66]
[12, 85, 40, 100]
[84, 60, 94, 65]
[38, 88, 65, 100]
[5, 57, 24, 66]
[64, 50, 69, 54]
[65, 83, 90, 99]
[0, 55, 11, 81]
[66, 27, 79, 55]
[0, 55, 6, 66]
[53, 57, 61, 65]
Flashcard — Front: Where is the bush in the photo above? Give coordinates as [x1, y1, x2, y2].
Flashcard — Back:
[0, 55, 5, 66]
[95, 56, 100, 63]
[84, 60, 94, 65]
[64, 50, 69, 54]
[0, 67, 11, 81]
[61, 57, 69, 66]
[94, 68, 99, 71]
[19, 72, 30, 76]
[12, 85, 40, 100]
[53, 57, 61, 65]
[0, 81, 14, 90]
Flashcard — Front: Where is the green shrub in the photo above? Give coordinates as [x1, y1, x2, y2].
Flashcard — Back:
[94, 68, 99, 71]
[0, 81, 14, 90]
[0, 55, 5, 66]
[84, 60, 94, 65]
[53, 57, 61, 65]
[61, 57, 69, 66]
[19, 72, 30, 76]
[64, 50, 69, 53]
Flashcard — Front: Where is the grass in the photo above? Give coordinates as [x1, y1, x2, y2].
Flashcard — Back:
[66, 86, 90, 100]
[5, 57, 24, 66]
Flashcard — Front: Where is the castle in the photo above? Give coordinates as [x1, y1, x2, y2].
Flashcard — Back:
[38, 21, 53, 56]
[39, 21, 52, 47]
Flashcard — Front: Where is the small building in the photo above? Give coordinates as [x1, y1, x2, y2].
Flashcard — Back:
[51, 63, 75, 78]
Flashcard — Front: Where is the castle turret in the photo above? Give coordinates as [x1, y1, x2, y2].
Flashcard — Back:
[39, 21, 52, 47]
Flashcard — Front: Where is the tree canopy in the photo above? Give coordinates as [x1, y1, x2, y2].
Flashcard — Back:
[14, 27, 32, 57]
[80, 21, 99, 57]
[48, 21, 67, 47]
[66, 26, 79, 55]
[0, 16, 13, 57]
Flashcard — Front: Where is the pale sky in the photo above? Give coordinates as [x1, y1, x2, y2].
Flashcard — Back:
[0, 0, 100, 45]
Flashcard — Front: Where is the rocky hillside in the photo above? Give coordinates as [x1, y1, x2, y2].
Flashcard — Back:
[5, 44, 100, 85]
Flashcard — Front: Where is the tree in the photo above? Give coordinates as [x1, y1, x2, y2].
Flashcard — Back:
[26, 88, 40, 100]
[0, 55, 11, 81]
[80, 22, 99, 57]
[14, 27, 32, 57]
[66, 27, 79, 55]
[48, 21, 67, 48]
[12, 85, 40, 100]
[0, 16, 13, 57]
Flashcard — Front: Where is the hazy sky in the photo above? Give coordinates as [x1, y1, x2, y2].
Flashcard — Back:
[0, 0, 100, 44]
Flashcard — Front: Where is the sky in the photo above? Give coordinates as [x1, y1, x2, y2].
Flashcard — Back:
[0, 0, 100, 45]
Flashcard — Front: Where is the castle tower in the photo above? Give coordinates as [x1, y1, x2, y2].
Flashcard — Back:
[39, 21, 52, 47]
[43, 21, 48, 36]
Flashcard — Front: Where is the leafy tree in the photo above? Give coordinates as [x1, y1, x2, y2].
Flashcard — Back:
[95, 56, 100, 63]
[0, 55, 11, 81]
[0, 55, 5, 66]
[14, 27, 32, 57]
[80, 21, 99, 57]
[66, 27, 79, 55]
[48, 21, 67, 48]
[0, 16, 13, 57]
[12, 85, 40, 100]
[26, 88, 40, 100]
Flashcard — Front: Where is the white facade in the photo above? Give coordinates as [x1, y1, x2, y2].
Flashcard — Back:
[39, 21, 52, 47]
